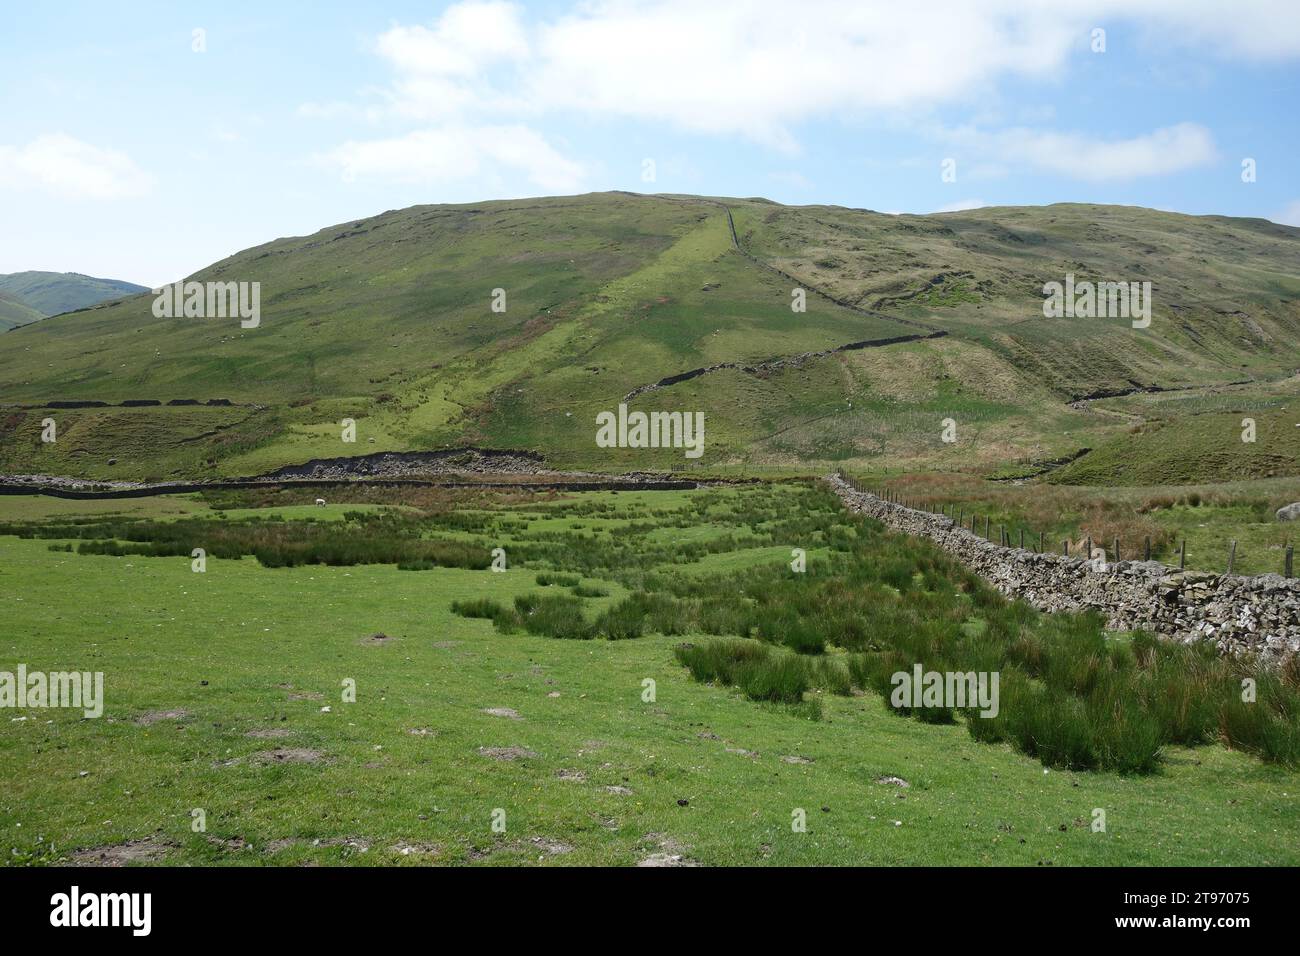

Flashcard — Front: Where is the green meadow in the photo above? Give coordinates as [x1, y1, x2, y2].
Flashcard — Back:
[2, 483, 1297, 867]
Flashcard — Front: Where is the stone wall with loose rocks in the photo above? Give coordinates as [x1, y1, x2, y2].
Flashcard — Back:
[828, 475, 1300, 660]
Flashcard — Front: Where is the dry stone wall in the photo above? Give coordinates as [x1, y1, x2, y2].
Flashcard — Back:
[829, 475, 1300, 660]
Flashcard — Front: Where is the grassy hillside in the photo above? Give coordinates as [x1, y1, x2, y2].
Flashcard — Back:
[0, 291, 44, 331]
[0, 193, 1296, 481]
[735, 202, 1300, 398]
[0, 271, 149, 318]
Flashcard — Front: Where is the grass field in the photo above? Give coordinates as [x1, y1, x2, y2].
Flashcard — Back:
[3, 484, 1298, 867]
[872, 472, 1300, 576]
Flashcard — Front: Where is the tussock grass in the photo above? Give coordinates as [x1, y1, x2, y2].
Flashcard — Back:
[513, 593, 594, 640]
[535, 572, 580, 587]
[674, 639, 810, 704]
[41, 481, 1293, 773]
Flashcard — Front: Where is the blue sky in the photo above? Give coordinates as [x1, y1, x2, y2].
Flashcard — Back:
[2, 0, 1298, 287]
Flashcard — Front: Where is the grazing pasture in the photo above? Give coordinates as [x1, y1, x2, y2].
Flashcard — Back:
[2, 483, 1298, 866]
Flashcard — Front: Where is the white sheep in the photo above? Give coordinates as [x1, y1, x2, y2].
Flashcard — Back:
[315, 498, 326, 507]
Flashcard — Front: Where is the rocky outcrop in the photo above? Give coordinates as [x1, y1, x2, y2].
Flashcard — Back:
[1276, 502, 1300, 522]
[829, 475, 1300, 660]
[258, 448, 550, 480]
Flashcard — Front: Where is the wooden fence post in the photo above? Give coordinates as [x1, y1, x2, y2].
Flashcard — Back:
[1227, 540, 1236, 575]
[1144, 537, 1151, 561]
[1179, 539, 1186, 570]
[1114, 537, 1120, 563]
[1287, 544, 1294, 579]
[1039, 530, 1044, 553]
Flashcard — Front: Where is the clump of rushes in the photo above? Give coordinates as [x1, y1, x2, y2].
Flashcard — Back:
[449, 598, 519, 633]
[594, 598, 644, 640]
[24, 513, 491, 570]
[513, 593, 593, 640]
[674, 639, 810, 704]
[535, 572, 580, 587]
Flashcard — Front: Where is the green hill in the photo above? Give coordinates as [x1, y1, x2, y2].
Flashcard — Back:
[0, 290, 44, 331]
[0, 270, 149, 318]
[0, 192, 1297, 482]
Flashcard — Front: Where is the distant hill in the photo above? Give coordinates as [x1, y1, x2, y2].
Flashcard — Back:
[0, 192, 1297, 483]
[0, 290, 45, 331]
[0, 271, 149, 320]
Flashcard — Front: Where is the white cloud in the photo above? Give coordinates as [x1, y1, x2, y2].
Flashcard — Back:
[367, 0, 1083, 150]
[941, 122, 1218, 181]
[316, 125, 585, 193]
[1130, 0, 1300, 59]
[376, 2, 530, 76]
[352, 1, 1300, 152]
[304, 0, 1290, 192]
[0, 134, 151, 200]
[935, 198, 987, 212]
[1277, 201, 1300, 227]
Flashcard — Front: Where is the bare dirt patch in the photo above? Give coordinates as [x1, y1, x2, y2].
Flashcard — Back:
[253, 748, 325, 764]
[391, 841, 441, 859]
[244, 727, 295, 739]
[876, 775, 910, 788]
[477, 745, 537, 761]
[361, 632, 394, 646]
[528, 836, 574, 856]
[287, 692, 324, 701]
[71, 839, 173, 867]
[636, 833, 698, 867]
[555, 768, 587, 782]
[482, 707, 522, 720]
[781, 755, 814, 765]
[134, 709, 189, 726]
[604, 784, 633, 795]
[314, 836, 371, 854]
